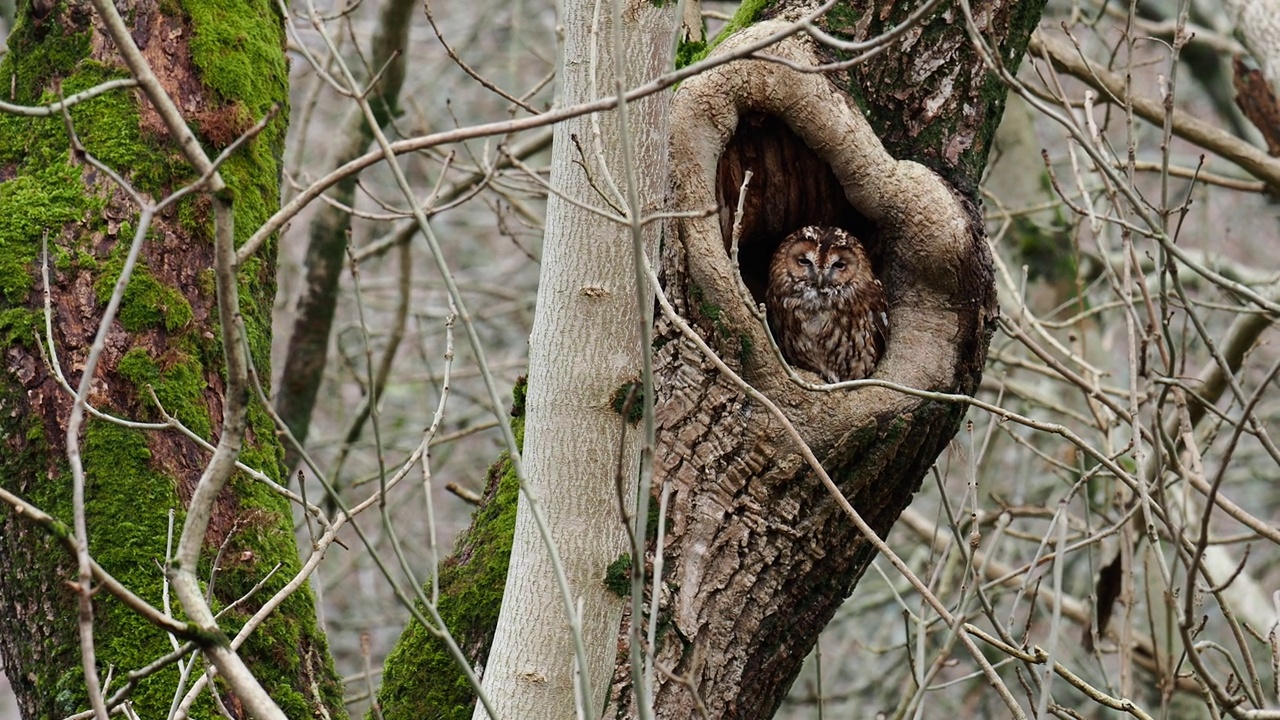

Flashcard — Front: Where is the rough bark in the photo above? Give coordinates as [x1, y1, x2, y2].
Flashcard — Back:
[603, 0, 1041, 716]
[835, 0, 1044, 194]
[1224, 0, 1280, 103]
[0, 2, 344, 718]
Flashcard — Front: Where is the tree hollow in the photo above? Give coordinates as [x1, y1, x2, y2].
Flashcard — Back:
[609, 18, 998, 719]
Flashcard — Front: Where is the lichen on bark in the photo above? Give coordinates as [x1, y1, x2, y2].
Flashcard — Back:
[831, 0, 1049, 193]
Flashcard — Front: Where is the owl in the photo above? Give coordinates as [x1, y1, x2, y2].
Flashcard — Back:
[765, 226, 888, 383]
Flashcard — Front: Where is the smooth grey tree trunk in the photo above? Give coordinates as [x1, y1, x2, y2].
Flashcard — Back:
[472, 0, 677, 717]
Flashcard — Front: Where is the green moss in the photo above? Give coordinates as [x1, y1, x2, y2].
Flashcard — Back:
[173, 0, 290, 388]
[4, 16, 91, 115]
[604, 553, 633, 597]
[679, 0, 775, 67]
[689, 282, 735, 345]
[94, 256, 195, 333]
[239, 399, 287, 482]
[75, 249, 99, 272]
[688, 281, 760, 369]
[0, 161, 98, 303]
[73, 65, 191, 187]
[16, 419, 338, 720]
[184, 0, 290, 241]
[214, 467, 342, 718]
[0, 44, 187, 323]
[51, 421, 187, 719]
[646, 498, 663, 540]
[196, 267, 217, 298]
[185, 0, 288, 109]
[510, 374, 528, 417]
[0, 307, 41, 348]
[52, 246, 73, 272]
[377, 381, 528, 720]
[715, 0, 774, 42]
[674, 39, 707, 69]
[611, 381, 645, 425]
[175, 196, 207, 237]
[1, 1, 343, 717]
[117, 346, 213, 437]
[177, 3, 342, 715]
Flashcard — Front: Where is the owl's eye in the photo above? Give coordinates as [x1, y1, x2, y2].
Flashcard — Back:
[797, 257, 813, 267]
[831, 260, 847, 270]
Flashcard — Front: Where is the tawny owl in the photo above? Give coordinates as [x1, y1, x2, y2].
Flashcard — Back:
[765, 226, 888, 383]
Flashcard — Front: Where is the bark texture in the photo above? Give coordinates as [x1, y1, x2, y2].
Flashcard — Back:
[472, 0, 676, 716]
[0, 2, 344, 718]
[381, 0, 1040, 717]
[833, 0, 1044, 194]
[604, 1, 1042, 715]
[1224, 0, 1280, 102]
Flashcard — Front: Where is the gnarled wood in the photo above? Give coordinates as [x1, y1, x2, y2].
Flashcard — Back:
[610, 19, 997, 719]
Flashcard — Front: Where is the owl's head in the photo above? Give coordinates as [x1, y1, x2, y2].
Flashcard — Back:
[769, 226, 870, 293]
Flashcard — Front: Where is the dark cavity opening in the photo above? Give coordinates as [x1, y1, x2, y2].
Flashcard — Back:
[716, 113, 880, 304]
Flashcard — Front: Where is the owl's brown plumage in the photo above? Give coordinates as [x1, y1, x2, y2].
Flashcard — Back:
[765, 226, 888, 383]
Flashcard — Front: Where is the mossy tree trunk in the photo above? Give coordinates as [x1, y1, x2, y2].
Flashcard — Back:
[0, 2, 344, 719]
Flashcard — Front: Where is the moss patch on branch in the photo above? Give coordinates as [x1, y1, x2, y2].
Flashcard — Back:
[377, 379, 528, 720]
[676, 0, 775, 68]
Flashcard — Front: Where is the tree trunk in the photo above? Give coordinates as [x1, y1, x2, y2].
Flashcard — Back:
[606, 0, 1041, 716]
[0, 2, 344, 718]
[472, 0, 677, 716]
[274, 0, 415, 475]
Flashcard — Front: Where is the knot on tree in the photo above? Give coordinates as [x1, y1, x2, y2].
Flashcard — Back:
[631, 20, 997, 718]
